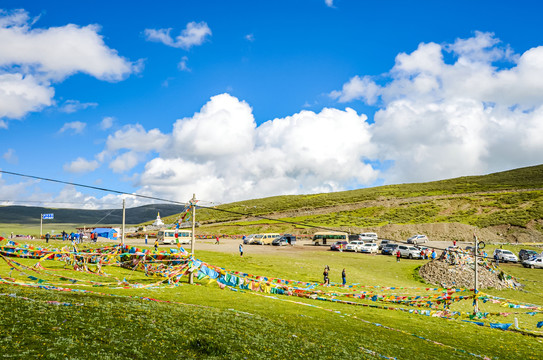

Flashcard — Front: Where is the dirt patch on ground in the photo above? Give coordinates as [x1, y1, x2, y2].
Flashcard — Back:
[374, 223, 543, 244]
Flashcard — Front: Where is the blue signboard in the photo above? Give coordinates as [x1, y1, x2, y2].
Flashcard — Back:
[42, 213, 54, 220]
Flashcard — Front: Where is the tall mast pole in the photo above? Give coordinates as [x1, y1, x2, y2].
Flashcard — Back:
[189, 193, 196, 284]
[473, 233, 479, 314]
[122, 199, 126, 246]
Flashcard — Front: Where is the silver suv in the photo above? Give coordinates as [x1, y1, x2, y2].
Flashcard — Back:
[407, 234, 428, 245]
[397, 245, 422, 259]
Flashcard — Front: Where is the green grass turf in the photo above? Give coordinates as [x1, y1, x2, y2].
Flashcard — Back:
[1, 240, 542, 359]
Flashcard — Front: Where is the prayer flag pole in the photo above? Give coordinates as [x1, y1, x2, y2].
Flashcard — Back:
[189, 193, 196, 285]
[122, 199, 125, 246]
[473, 232, 479, 314]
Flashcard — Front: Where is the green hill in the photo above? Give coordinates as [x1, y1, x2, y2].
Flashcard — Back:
[164, 164, 543, 242]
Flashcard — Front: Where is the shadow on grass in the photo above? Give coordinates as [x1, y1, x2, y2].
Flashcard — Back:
[412, 265, 430, 285]
[188, 338, 227, 356]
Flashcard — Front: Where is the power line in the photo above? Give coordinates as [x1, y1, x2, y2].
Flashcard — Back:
[0, 170, 499, 251]
[0, 199, 121, 206]
[0, 170, 190, 207]
[0, 170, 351, 234]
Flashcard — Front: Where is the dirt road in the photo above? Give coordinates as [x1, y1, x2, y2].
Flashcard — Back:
[118, 237, 460, 255]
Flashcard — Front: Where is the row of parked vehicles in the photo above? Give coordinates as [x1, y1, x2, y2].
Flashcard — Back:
[243, 233, 297, 246]
[329, 233, 429, 259]
[495, 248, 543, 268]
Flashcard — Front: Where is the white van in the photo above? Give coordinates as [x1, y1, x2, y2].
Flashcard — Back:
[157, 229, 192, 245]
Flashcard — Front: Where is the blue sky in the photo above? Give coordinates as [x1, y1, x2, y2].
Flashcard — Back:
[1, 1, 542, 209]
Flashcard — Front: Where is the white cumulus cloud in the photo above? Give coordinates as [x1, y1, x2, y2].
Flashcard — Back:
[178, 56, 191, 72]
[106, 124, 168, 153]
[0, 73, 54, 119]
[332, 31, 543, 184]
[2, 148, 18, 164]
[59, 121, 86, 134]
[63, 157, 100, 173]
[100, 116, 114, 130]
[49, 32, 543, 207]
[59, 100, 98, 113]
[144, 21, 211, 49]
[0, 9, 139, 125]
[109, 151, 143, 173]
[100, 93, 378, 203]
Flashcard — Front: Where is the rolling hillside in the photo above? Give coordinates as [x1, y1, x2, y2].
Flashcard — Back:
[2, 165, 543, 242]
[166, 164, 543, 243]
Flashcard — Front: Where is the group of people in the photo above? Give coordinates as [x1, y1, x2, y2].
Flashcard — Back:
[43, 231, 89, 243]
[322, 266, 347, 286]
[395, 247, 438, 262]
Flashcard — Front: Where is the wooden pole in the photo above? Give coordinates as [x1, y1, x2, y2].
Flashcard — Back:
[189, 193, 196, 285]
[122, 199, 125, 246]
[474, 233, 479, 314]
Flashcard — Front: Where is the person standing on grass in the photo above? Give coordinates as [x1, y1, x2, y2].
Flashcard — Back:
[323, 267, 329, 286]
[215, 236, 220, 245]
[45, 232, 50, 243]
[239, 243, 243, 257]
[154, 238, 158, 252]
[342, 268, 346, 286]
[396, 250, 401, 262]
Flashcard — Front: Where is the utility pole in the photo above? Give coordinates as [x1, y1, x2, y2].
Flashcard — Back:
[122, 199, 126, 246]
[40, 214, 43, 238]
[189, 193, 196, 285]
[473, 233, 479, 314]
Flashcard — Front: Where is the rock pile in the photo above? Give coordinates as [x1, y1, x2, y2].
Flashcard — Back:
[419, 260, 518, 290]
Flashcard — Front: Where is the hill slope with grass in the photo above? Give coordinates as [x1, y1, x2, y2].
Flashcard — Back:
[164, 164, 543, 243]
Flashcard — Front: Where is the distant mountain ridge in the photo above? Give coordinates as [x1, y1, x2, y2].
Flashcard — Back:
[0, 204, 187, 225]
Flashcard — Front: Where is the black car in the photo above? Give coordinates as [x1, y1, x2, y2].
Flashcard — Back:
[272, 234, 297, 246]
[519, 249, 539, 261]
[379, 239, 391, 250]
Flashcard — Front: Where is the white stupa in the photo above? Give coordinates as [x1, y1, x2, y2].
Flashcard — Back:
[153, 212, 164, 226]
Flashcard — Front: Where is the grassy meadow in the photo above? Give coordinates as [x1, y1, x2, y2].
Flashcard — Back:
[0, 223, 87, 239]
[1, 239, 542, 359]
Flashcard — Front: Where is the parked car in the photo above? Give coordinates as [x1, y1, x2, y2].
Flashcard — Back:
[379, 239, 391, 250]
[407, 234, 428, 245]
[244, 234, 257, 244]
[382, 244, 399, 255]
[345, 240, 365, 252]
[519, 249, 539, 261]
[359, 232, 378, 242]
[493, 249, 519, 263]
[522, 256, 543, 269]
[272, 234, 296, 246]
[349, 234, 361, 241]
[397, 245, 422, 259]
[330, 241, 349, 251]
[249, 234, 264, 245]
[360, 243, 379, 254]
